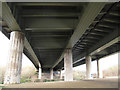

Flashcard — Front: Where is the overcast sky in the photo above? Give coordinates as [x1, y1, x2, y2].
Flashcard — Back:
[0, 31, 118, 73]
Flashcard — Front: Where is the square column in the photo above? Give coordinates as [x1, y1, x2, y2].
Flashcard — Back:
[4, 31, 24, 84]
[50, 69, 53, 79]
[38, 67, 42, 79]
[64, 49, 73, 81]
[86, 56, 92, 79]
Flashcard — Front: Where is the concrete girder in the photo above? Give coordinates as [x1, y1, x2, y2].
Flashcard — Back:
[90, 36, 120, 55]
[25, 27, 73, 32]
[74, 25, 119, 62]
[1, 2, 41, 68]
[94, 26, 113, 32]
[21, 9, 80, 18]
[66, 3, 108, 48]
[52, 2, 107, 69]
[28, 32, 72, 38]
[109, 11, 120, 16]
[103, 16, 120, 23]
[98, 21, 119, 29]
[24, 18, 78, 30]
[15, 2, 87, 6]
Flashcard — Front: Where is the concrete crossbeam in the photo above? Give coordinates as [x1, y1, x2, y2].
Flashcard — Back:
[52, 2, 107, 70]
[2, 2, 41, 69]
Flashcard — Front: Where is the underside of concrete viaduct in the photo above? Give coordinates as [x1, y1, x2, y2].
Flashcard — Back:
[0, 1, 119, 84]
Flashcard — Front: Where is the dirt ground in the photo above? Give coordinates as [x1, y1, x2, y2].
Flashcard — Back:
[2, 78, 118, 88]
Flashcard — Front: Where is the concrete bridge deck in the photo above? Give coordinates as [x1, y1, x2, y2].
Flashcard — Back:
[0, 1, 119, 84]
[4, 79, 118, 88]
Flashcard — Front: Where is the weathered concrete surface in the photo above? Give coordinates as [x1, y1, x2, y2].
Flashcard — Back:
[60, 70, 62, 79]
[4, 79, 118, 88]
[4, 31, 24, 84]
[64, 49, 73, 81]
[38, 67, 42, 79]
[97, 59, 103, 78]
[50, 69, 53, 79]
[97, 59, 100, 78]
[86, 56, 92, 79]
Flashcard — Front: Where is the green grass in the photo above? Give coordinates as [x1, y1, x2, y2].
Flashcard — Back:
[20, 78, 32, 83]
[0, 82, 3, 84]
[0, 86, 4, 88]
[43, 79, 60, 82]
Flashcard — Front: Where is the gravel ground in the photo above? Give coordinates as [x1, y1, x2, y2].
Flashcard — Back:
[3, 78, 118, 88]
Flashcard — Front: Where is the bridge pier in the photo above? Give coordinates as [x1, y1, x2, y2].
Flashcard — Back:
[64, 49, 73, 81]
[86, 56, 92, 79]
[50, 69, 53, 79]
[38, 67, 42, 79]
[97, 59, 100, 78]
[99, 59, 103, 78]
[4, 31, 24, 84]
[60, 70, 62, 79]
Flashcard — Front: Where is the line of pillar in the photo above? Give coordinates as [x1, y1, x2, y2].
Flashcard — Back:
[4, 31, 102, 84]
[41, 53, 102, 80]
[52, 54, 102, 80]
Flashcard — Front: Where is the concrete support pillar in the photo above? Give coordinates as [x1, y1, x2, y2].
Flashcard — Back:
[99, 68, 103, 78]
[38, 67, 42, 79]
[99, 59, 103, 78]
[50, 69, 53, 79]
[4, 31, 24, 84]
[64, 49, 73, 81]
[86, 56, 92, 79]
[97, 59, 100, 78]
[60, 70, 62, 79]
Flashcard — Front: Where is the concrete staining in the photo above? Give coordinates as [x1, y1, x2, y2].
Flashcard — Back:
[4, 31, 24, 84]
[38, 67, 42, 79]
[5, 79, 118, 88]
[64, 49, 73, 81]
[1, 2, 120, 85]
[50, 69, 53, 79]
[86, 56, 92, 79]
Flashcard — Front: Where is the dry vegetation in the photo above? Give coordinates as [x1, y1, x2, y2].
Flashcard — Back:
[103, 65, 118, 78]
[0, 65, 37, 83]
[0, 67, 5, 84]
[73, 70, 86, 80]
[21, 66, 37, 83]
[0, 65, 118, 84]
